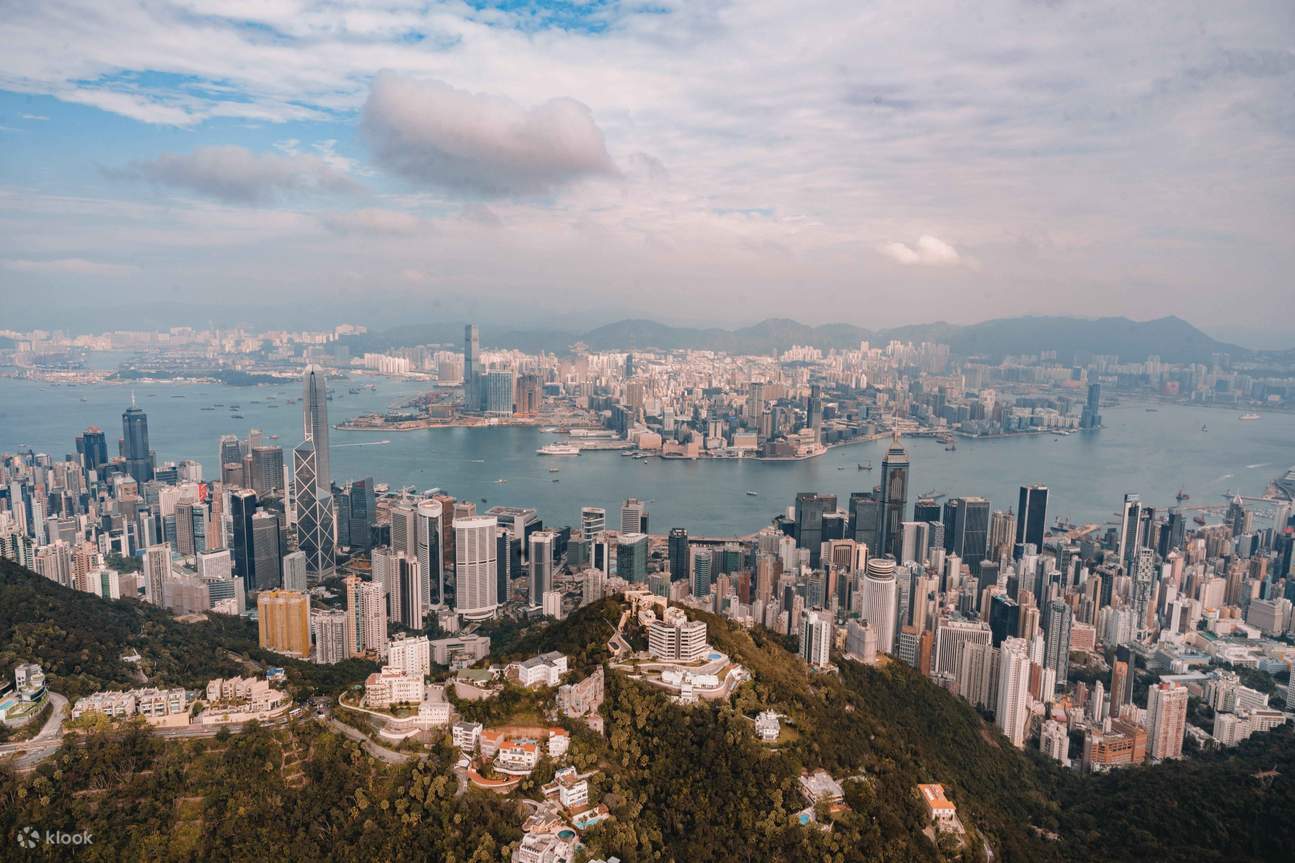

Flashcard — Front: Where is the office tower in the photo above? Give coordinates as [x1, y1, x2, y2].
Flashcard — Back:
[311, 608, 348, 665]
[282, 550, 308, 592]
[989, 510, 1016, 561]
[76, 426, 109, 474]
[250, 446, 284, 498]
[796, 492, 836, 566]
[1080, 382, 1102, 430]
[691, 548, 713, 598]
[251, 510, 283, 591]
[302, 365, 331, 488]
[617, 533, 649, 582]
[862, 558, 898, 654]
[415, 498, 444, 606]
[484, 369, 515, 416]
[516, 373, 543, 416]
[848, 491, 881, 550]
[141, 543, 169, 606]
[454, 515, 499, 621]
[668, 527, 690, 582]
[390, 500, 417, 559]
[995, 637, 1031, 748]
[464, 324, 481, 411]
[196, 548, 233, 582]
[229, 489, 257, 592]
[1117, 493, 1155, 571]
[1132, 547, 1157, 632]
[344, 477, 375, 551]
[933, 618, 992, 682]
[218, 435, 244, 476]
[989, 593, 1019, 646]
[799, 609, 833, 668]
[878, 431, 909, 557]
[945, 497, 991, 576]
[913, 498, 941, 525]
[257, 589, 312, 658]
[581, 506, 606, 540]
[1161, 508, 1187, 557]
[899, 521, 928, 566]
[1146, 682, 1188, 760]
[1015, 485, 1048, 558]
[1110, 653, 1134, 709]
[620, 498, 649, 534]
[293, 438, 335, 581]
[1043, 599, 1072, 687]
[121, 396, 154, 484]
[175, 501, 204, 556]
[374, 548, 423, 630]
[529, 530, 555, 606]
[343, 576, 387, 659]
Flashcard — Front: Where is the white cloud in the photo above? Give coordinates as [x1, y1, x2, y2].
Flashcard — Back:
[361, 73, 618, 196]
[880, 235, 964, 267]
[116, 145, 359, 204]
[4, 257, 137, 276]
[321, 208, 420, 235]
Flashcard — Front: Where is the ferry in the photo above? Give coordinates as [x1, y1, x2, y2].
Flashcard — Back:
[1239, 413, 1261, 421]
[746, 490, 759, 497]
[548, 467, 561, 473]
[537, 443, 580, 456]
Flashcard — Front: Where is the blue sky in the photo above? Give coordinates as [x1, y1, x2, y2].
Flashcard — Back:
[1, 1, 1292, 344]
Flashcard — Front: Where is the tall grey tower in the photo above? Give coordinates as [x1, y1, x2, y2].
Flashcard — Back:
[302, 364, 331, 490]
[121, 394, 154, 484]
[878, 429, 909, 558]
[464, 324, 480, 412]
[294, 365, 335, 580]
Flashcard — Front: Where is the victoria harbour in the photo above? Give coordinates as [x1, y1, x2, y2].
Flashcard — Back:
[3, 375, 1290, 537]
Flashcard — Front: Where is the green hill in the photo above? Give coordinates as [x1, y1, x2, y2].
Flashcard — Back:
[2, 563, 1292, 862]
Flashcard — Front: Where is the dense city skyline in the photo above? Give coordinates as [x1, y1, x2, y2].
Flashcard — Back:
[2, 2, 1294, 344]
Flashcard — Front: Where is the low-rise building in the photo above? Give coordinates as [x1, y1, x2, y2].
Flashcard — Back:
[798, 769, 844, 806]
[430, 633, 492, 667]
[72, 687, 190, 725]
[505, 652, 569, 688]
[200, 675, 289, 724]
[918, 784, 964, 835]
[452, 721, 482, 753]
[754, 710, 780, 742]
[364, 666, 425, 709]
[648, 606, 709, 662]
[557, 667, 604, 717]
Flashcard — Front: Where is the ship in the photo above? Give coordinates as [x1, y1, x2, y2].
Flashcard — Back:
[1201, 424, 1208, 432]
[1239, 413, 1261, 421]
[857, 461, 872, 471]
[537, 443, 580, 456]
[548, 467, 561, 473]
[746, 490, 759, 496]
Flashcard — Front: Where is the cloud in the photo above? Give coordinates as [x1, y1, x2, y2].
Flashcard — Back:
[361, 73, 618, 196]
[321, 208, 420, 235]
[4, 257, 137, 276]
[880, 235, 964, 267]
[114, 145, 359, 204]
[20, 113, 49, 121]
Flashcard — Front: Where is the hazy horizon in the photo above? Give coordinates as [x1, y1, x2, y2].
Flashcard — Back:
[2, 2, 1293, 343]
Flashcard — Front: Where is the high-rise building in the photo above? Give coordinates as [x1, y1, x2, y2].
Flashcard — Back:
[1043, 599, 1072, 690]
[995, 637, 1031, 747]
[1146, 682, 1188, 760]
[484, 369, 515, 416]
[581, 507, 606, 539]
[141, 543, 170, 606]
[862, 558, 898, 654]
[668, 527, 689, 582]
[250, 510, 283, 591]
[294, 365, 336, 581]
[311, 608, 348, 665]
[1118, 493, 1153, 571]
[229, 489, 258, 592]
[282, 550, 308, 592]
[415, 498, 445, 607]
[218, 435, 244, 477]
[945, 497, 991, 575]
[848, 491, 881, 550]
[620, 498, 649, 534]
[1080, 382, 1102, 430]
[346, 477, 376, 551]
[529, 530, 555, 606]
[799, 608, 833, 668]
[250, 446, 284, 498]
[454, 515, 499, 621]
[1015, 485, 1048, 558]
[374, 547, 423, 630]
[878, 431, 909, 557]
[302, 364, 331, 489]
[464, 324, 481, 412]
[121, 396, 154, 484]
[617, 533, 649, 582]
[257, 589, 311, 658]
[796, 492, 836, 566]
[76, 426, 109, 474]
[691, 548, 713, 598]
[343, 576, 387, 659]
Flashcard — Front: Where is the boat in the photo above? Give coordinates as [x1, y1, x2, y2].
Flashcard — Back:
[552, 478, 560, 483]
[201, 406, 215, 411]
[495, 478, 507, 484]
[837, 466, 846, 470]
[1239, 414, 1261, 421]
[230, 414, 244, 419]
[1176, 489, 1190, 502]
[548, 468, 560, 473]
[470, 458, 486, 463]
[1201, 424, 1208, 432]
[537, 443, 580, 456]
[857, 461, 872, 471]
[480, 497, 487, 503]
[269, 434, 279, 440]
[1193, 515, 1207, 526]
[1145, 407, 1158, 412]
[746, 490, 759, 497]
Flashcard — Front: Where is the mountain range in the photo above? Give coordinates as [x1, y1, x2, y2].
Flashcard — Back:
[347, 315, 1290, 364]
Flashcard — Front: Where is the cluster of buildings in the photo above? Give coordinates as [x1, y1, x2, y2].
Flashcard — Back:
[70, 672, 290, 728]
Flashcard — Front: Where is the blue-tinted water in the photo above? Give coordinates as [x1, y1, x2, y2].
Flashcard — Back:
[2, 376, 1291, 536]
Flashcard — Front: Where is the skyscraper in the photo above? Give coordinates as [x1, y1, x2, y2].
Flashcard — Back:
[1118, 493, 1150, 571]
[1146, 682, 1188, 760]
[862, 558, 898, 654]
[257, 589, 311, 658]
[121, 396, 154, 484]
[945, 497, 991, 575]
[250, 445, 284, 498]
[996, 637, 1031, 747]
[529, 530, 555, 606]
[799, 608, 833, 668]
[796, 491, 836, 566]
[294, 365, 335, 580]
[1081, 382, 1102, 430]
[415, 498, 444, 607]
[878, 431, 909, 557]
[454, 515, 499, 621]
[668, 527, 689, 582]
[1043, 599, 1073, 686]
[464, 323, 480, 412]
[1015, 485, 1048, 558]
[76, 426, 109, 474]
[251, 510, 283, 591]
[229, 489, 258, 592]
[620, 498, 648, 534]
[582, 506, 606, 539]
[343, 576, 387, 659]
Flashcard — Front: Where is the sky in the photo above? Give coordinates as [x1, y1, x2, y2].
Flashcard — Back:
[0, 1, 1292, 344]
